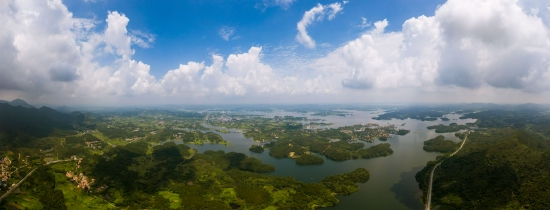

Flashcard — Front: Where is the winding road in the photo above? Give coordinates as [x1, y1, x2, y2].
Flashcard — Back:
[425, 131, 469, 210]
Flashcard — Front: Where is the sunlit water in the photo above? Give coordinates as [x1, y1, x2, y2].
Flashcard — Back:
[164, 111, 475, 210]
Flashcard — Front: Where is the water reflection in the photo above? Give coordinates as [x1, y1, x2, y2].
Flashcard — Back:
[390, 166, 426, 210]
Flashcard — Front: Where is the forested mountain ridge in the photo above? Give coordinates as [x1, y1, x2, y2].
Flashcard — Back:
[0, 103, 85, 148]
[416, 129, 550, 209]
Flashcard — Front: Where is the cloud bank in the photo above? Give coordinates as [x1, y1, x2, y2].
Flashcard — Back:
[0, 0, 550, 105]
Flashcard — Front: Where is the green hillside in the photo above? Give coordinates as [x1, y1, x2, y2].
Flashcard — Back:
[416, 129, 550, 209]
[0, 103, 81, 148]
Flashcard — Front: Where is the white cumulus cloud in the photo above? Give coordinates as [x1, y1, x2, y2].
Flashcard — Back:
[312, 0, 550, 95]
[296, 2, 344, 48]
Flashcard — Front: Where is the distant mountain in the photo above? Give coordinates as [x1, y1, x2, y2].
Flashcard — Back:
[0, 98, 35, 108]
[515, 103, 550, 111]
[0, 103, 78, 141]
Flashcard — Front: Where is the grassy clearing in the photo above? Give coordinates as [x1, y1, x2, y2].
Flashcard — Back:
[158, 191, 181, 209]
[105, 139, 128, 146]
[219, 188, 237, 201]
[146, 144, 153, 155]
[4, 193, 43, 210]
[50, 162, 76, 172]
[92, 133, 127, 146]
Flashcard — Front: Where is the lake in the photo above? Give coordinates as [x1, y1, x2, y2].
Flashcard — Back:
[164, 110, 475, 210]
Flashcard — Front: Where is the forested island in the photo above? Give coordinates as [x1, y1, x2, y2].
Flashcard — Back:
[321, 168, 370, 195]
[427, 123, 469, 133]
[372, 108, 445, 121]
[396, 129, 410, 135]
[266, 139, 393, 162]
[206, 114, 400, 143]
[202, 114, 398, 163]
[311, 110, 352, 117]
[249, 145, 265, 153]
[422, 135, 460, 153]
[296, 154, 325, 165]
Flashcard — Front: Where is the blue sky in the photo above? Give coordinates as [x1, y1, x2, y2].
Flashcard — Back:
[1, 0, 550, 106]
[65, 0, 446, 78]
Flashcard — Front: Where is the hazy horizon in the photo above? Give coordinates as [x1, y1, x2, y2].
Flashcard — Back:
[3, 98, 550, 110]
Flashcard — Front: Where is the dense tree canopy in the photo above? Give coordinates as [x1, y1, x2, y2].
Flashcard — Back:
[427, 123, 469, 133]
[248, 145, 265, 153]
[417, 129, 550, 209]
[296, 154, 325, 165]
[423, 135, 459, 153]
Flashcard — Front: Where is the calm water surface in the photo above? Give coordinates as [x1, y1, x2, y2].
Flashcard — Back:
[166, 111, 475, 210]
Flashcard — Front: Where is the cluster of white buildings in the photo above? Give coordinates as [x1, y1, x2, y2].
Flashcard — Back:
[77, 130, 96, 135]
[206, 115, 241, 124]
[66, 156, 94, 190]
[66, 171, 94, 191]
[344, 123, 398, 142]
[125, 137, 142, 142]
[0, 157, 12, 183]
[85, 141, 103, 150]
